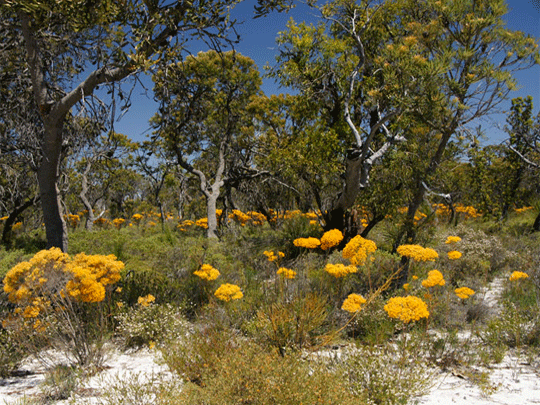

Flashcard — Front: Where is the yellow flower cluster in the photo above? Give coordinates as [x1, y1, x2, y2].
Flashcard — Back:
[447, 250, 462, 260]
[421, 270, 445, 288]
[67, 214, 80, 228]
[193, 264, 220, 281]
[3, 248, 124, 332]
[396, 244, 438, 262]
[247, 211, 266, 226]
[229, 209, 251, 226]
[277, 267, 296, 279]
[3, 248, 123, 305]
[214, 283, 243, 301]
[263, 250, 284, 262]
[320, 229, 343, 250]
[112, 218, 125, 229]
[445, 236, 461, 244]
[132, 213, 143, 222]
[324, 263, 358, 278]
[342, 235, 377, 265]
[293, 237, 321, 249]
[455, 287, 475, 299]
[195, 218, 208, 229]
[65, 253, 123, 302]
[384, 296, 429, 323]
[341, 293, 366, 313]
[177, 219, 194, 231]
[509, 271, 529, 281]
[138, 294, 156, 307]
[455, 205, 480, 219]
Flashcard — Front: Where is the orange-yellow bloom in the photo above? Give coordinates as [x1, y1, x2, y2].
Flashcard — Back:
[384, 296, 429, 323]
[341, 294, 366, 313]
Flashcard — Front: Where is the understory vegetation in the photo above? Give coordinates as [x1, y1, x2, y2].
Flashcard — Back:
[1, 206, 539, 404]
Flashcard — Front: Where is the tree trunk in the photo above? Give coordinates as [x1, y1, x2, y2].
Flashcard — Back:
[38, 123, 68, 251]
[533, 210, 540, 232]
[206, 192, 219, 239]
[79, 161, 95, 230]
[324, 149, 363, 233]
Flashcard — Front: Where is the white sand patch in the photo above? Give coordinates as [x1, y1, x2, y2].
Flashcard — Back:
[0, 347, 172, 405]
[415, 352, 540, 404]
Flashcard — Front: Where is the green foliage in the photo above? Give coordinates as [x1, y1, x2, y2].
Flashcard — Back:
[0, 327, 26, 378]
[251, 293, 329, 352]
[343, 343, 433, 405]
[41, 364, 81, 402]
[0, 248, 30, 279]
[480, 302, 540, 349]
[165, 327, 361, 404]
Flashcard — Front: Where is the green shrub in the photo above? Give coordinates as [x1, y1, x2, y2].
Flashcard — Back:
[115, 303, 187, 349]
[251, 292, 329, 352]
[0, 326, 26, 378]
[480, 302, 540, 348]
[343, 342, 433, 405]
[166, 327, 360, 404]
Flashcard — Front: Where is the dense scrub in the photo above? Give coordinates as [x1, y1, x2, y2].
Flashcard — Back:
[0, 207, 539, 404]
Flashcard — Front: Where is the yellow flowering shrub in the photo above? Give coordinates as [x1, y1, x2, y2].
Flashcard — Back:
[3, 248, 123, 305]
[455, 287, 475, 299]
[396, 244, 438, 262]
[93, 217, 109, 228]
[263, 251, 284, 262]
[132, 213, 143, 222]
[293, 237, 321, 249]
[320, 229, 343, 250]
[421, 270, 445, 288]
[509, 271, 529, 281]
[247, 211, 266, 226]
[138, 294, 156, 307]
[112, 218, 125, 229]
[447, 250, 462, 260]
[341, 293, 366, 313]
[445, 236, 461, 244]
[324, 263, 358, 278]
[2, 248, 124, 366]
[384, 296, 429, 323]
[193, 264, 220, 281]
[276, 267, 296, 279]
[342, 235, 377, 265]
[214, 283, 243, 302]
[196, 218, 208, 229]
[67, 214, 80, 228]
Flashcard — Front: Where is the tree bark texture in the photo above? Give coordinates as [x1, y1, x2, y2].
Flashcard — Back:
[38, 123, 68, 251]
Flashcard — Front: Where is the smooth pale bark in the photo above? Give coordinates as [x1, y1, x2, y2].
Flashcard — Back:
[79, 159, 96, 230]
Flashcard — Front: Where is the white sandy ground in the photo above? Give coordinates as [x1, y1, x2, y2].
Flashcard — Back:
[1, 277, 538, 405]
[1, 346, 539, 405]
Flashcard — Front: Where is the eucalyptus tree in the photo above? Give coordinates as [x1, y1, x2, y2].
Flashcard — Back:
[67, 129, 139, 229]
[502, 97, 540, 229]
[0, 0, 291, 251]
[393, 0, 539, 257]
[152, 50, 262, 238]
[270, 0, 539, 246]
[268, 0, 441, 235]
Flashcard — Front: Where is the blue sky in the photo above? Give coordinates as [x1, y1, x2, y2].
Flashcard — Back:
[113, 0, 540, 145]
